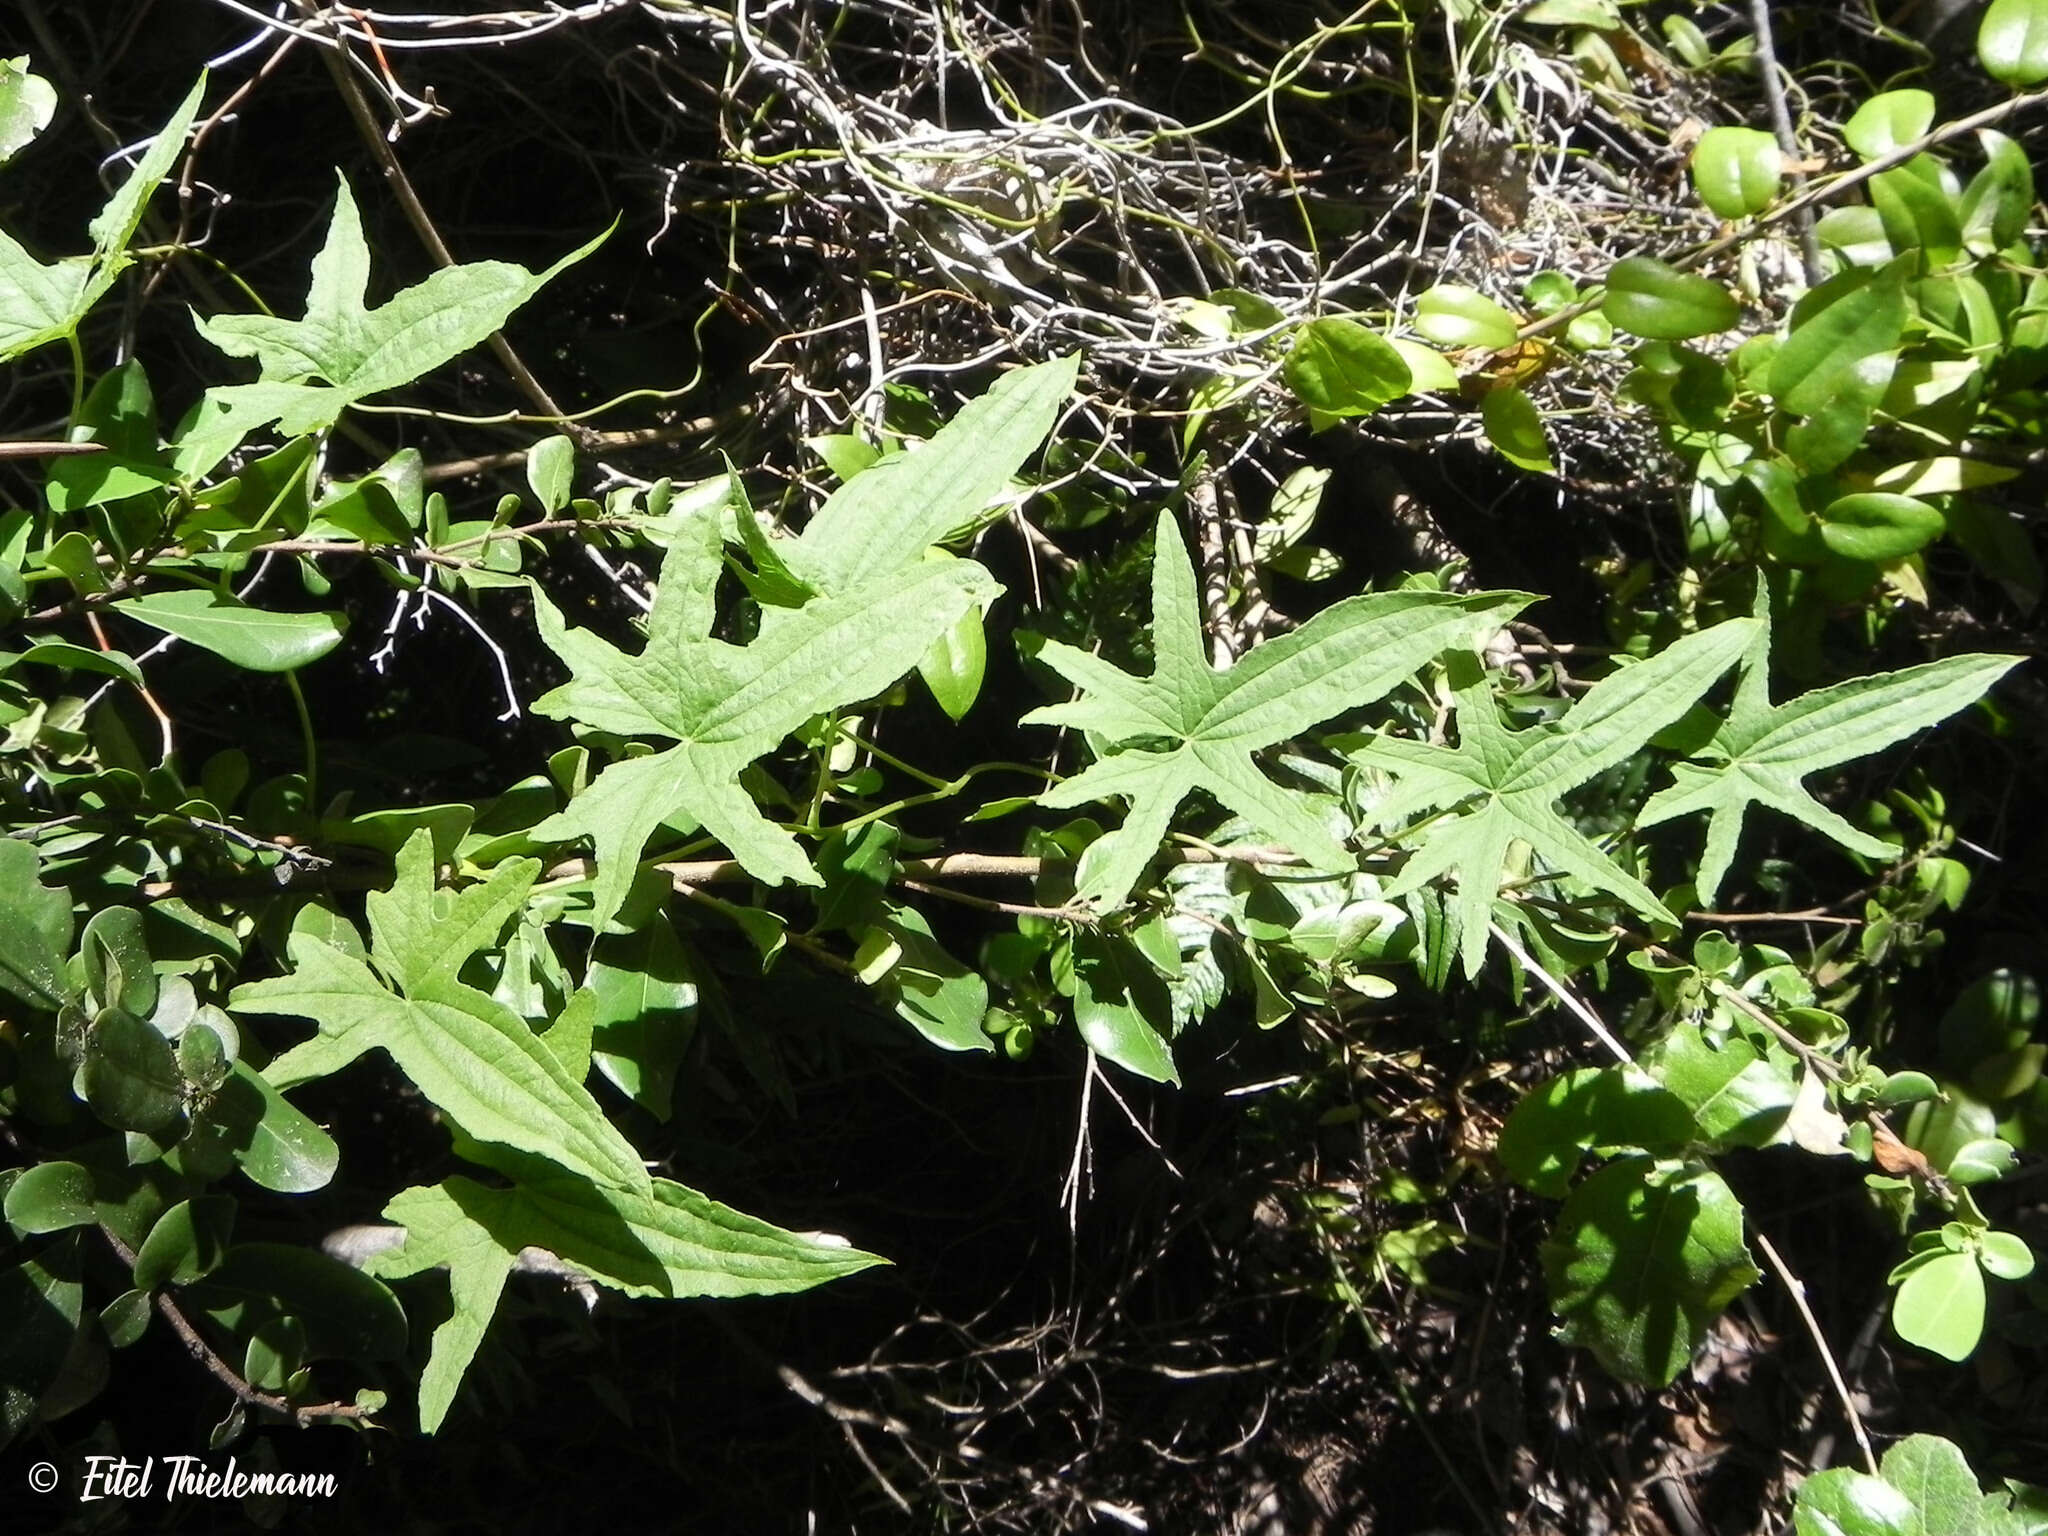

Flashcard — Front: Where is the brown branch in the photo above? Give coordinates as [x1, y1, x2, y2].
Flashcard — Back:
[1752, 1229, 1880, 1476]
[1189, 468, 1237, 665]
[650, 842, 1307, 887]
[1685, 907, 1861, 927]
[420, 409, 755, 485]
[295, 0, 596, 448]
[98, 1225, 374, 1426]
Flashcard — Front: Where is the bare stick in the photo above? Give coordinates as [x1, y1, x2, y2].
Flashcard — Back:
[1746, 0, 1823, 284]
[1490, 920, 1634, 1066]
[1752, 1229, 1879, 1475]
[100, 1225, 372, 1425]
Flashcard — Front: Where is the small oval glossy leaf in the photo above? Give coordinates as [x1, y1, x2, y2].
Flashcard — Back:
[1818, 493, 1945, 562]
[0, 838, 72, 1010]
[82, 906, 156, 1018]
[917, 600, 987, 721]
[100, 1289, 153, 1349]
[1844, 91, 1937, 160]
[4, 1161, 97, 1235]
[1386, 336, 1461, 392]
[524, 434, 574, 514]
[208, 1062, 340, 1194]
[1414, 285, 1520, 350]
[81, 1007, 184, 1134]
[1071, 930, 1179, 1084]
[1960, 130, 2035, 252]
[1480, 386, 1555, 473]
[1869, 168, 1963, 268]
[1282, 318, 1413, 417]
[1946, 1134, 2017, 1183]
[1979, 1229, 2036, 1280]
[1980, 0, 2048, 84]
[132, 1196, 235, 1292]
[1602, 257, 1741, 340]
[1891, 1249, 1985, 1361]
[114, 591, 347, 673]
[1691, 127, 1781, 217]
[1874, 1070, 1939, 1107]
[1769, 267, 1909, 415]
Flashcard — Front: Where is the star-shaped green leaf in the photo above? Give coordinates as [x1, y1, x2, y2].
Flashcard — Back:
[234, 830, 651, 1195]
[1639, 582, 2019, 903]
[191, 173, 605, 437]
[1023, 510, 1529, 909]
[532, 361, 1076, 928]
[1357, 618, 1759, 977]
[0, 76, 204, 362]
[364, 1149, 882, 1432]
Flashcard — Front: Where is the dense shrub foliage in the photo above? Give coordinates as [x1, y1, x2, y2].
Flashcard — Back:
[1, 2, 2046, 1530]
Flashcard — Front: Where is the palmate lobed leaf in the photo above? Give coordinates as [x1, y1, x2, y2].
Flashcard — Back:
[781, 355, 1079, 596]
[1026, 509, 1528, 910]
[1639, 581, 2020, 902]
[531, 501, 1001, 928]
[1358, 619, 1758, 978]
[234, 831, 652, 1196]
[192, 173, 607, 437]
[366, 1156, 882, 1432]
[534, 361, 1076, 929]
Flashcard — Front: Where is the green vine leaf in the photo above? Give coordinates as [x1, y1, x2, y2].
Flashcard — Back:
[0, 60, 57, 165]
[1843, 91, 1937, 162]
[1691, 126, 1782, 218]
[192, 173, 607, 438]
[1281, 317, 1413, 420]
[1980, 0, 2048, 87]
[114, 590, 347, 673]
[1358, 620, 1758, 977]
[780, 356, 1078, 596]
[365, 1156, 883, 1432]
[0, 75, 204, 363]
[1496, 1066, 1697, 1197]
[1071, 927, 1180, 1083]
[1481, 385, 1555, 473]
[1768, 262, 1910, 416]
[1891, 1248, 1987, 1361]
[530, 490, 998, 930]
[233, 831, 652, 1195]
[1542, 1156, 1759, 1386]
[533, 362, 1073, 928]
[1602, 256, 1742, 340]
[1024, 510, 1528, 910]
[1796, 1433, 2020, 1536]
[1638, 583, 2018, 903]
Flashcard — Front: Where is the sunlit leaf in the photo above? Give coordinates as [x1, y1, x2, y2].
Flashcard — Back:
[1602, 257, 1741, 340]
[1026, 511, 1527, 911]
[1980, 0, 2048, 86]
[194, 174, 607, 437]
[1641, 580, 2016, 901]
[1691, 127, 1781, 218]
[1358, 621, 1756, 977]
[1542, 1157, 1759, 1385]
[1844, 91, 1937, 161]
